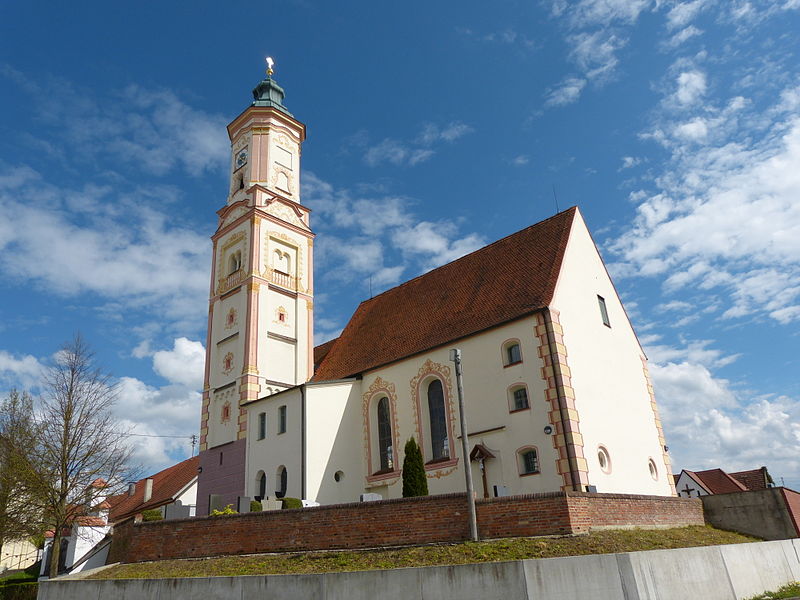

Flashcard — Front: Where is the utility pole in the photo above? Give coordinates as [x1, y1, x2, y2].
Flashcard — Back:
[450, 348, 478, 542]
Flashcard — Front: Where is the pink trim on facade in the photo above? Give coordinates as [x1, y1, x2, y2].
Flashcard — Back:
[534, 311, 589, 491]
[362, 377, 401, 484]
[410, 360, 458, 475]
[641, 355, 676, 495]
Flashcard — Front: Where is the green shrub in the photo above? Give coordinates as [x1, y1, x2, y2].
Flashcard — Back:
[210, 504, 238, 516]
[281, 497, 302, 509]
[0, 582, 38, 600]
[141, 508, 163, 521]
[402, 437, 428, 497]
[250, 500, 263, 512]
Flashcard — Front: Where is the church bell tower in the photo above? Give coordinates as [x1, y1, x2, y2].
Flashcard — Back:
[197, 61, 314, 514]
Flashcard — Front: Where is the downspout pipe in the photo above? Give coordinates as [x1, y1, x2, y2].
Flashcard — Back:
[301, 384, 306, 500]
[543, 308, 580, 492]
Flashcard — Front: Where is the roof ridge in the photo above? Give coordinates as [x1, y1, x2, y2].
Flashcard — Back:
[356, 206, 579, 307]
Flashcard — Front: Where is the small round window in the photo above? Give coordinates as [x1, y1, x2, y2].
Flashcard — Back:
[597, 445, 611, 474]
[648, 458, 659, 481]
[334, 470, 344, 482]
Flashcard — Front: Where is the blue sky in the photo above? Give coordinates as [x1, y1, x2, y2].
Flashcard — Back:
[1, 0, 799, 486]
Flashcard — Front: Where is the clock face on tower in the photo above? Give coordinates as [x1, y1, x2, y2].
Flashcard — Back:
[235, 148, 248, 169]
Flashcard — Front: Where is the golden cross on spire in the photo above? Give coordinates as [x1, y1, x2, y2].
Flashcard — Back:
[266, 56, 275, 77]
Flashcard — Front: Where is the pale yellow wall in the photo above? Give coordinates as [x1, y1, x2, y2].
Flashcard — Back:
[1, 539, 37, 571]
[305, 381, 364, 504]
[245, 388, 304, 500]
[550, 210, 674, 496]
[353, 318, 564, 501]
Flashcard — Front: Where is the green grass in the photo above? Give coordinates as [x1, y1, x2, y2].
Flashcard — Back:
[747, 582, 800, 599]
[0, 564, 39, 600]
[90, 526, 757, 580]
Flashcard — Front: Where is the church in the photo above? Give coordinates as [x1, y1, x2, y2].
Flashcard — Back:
[196, 68, 676, 515]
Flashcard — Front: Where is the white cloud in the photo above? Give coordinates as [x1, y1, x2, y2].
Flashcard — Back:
[545, 77, 587, 107]
[152, 338, 205, 388]
[620, 156, 642, 169]
[512, 155, 530, 166]
[0, 350, 44, 390]
[653, 361, 800, 476]
[2, 68, 228, 177]
[554, 0, 652, 28]
[673, 70, 707, 106]
[664, 24, 703, 47]
[0, 168, 210, 328]
[116, 376, 200, 471]
[613, 81, 800, 324]
[665, 0, 709, 30]
[570, 31, 627, 81]
[360, 121, 473, 168]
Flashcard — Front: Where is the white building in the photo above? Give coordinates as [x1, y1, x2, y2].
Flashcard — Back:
[196, 70, 676, 514]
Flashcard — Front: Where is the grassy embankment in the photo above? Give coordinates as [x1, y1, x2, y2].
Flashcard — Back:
[0, 563, 39, 600]
[747, 582, 800, 600]
[91, 525, 756, 580]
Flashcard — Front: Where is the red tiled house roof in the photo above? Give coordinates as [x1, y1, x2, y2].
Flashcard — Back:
[313, 207, 577, 381]
[108, 456, 198, 522]
[730, 467, 771, 491]
[686, 468, 747, 494]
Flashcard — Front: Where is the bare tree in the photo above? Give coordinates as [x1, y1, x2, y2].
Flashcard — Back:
[27, 335, 136, 578]
[0, 389, 42, 561]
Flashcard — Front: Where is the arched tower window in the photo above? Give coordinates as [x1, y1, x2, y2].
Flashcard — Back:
[427, 379, 449, 461]
[228, 250, 242, 275]
[377, 397, 393, 471]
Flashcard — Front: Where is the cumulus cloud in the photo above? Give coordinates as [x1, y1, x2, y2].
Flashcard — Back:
[0, 350, 44, 390]
[652, 360, 800, 477]
[152, 338, 205, 388]
[613, 80, 800, 324]
[116, 376, 201, 471]
[0, 166, 210, 327]
[673, 70, 707, 106]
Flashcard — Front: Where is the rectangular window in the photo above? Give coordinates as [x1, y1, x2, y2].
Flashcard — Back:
[278, 405, 287, 434]
[597, 295, 611, 327]
[523, 450, 539, 474]
[513, 388, 529, 410]
[257, 412, 266, 440]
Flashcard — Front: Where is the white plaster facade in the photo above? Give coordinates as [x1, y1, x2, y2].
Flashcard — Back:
[201, 74, 676, 513]
[244, 219, 676, 503]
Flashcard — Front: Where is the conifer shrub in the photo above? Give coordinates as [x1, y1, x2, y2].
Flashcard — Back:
[402, 437, 428, 497]
[281, 497, 302, 509]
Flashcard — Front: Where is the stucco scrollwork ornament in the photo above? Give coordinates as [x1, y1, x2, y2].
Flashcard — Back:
[409, 359, 456, 458]
[265, 201, 304, 229]
[362, 377, 401, 481]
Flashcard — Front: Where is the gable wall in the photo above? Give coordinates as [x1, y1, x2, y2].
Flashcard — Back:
[550, 211, 674, 496]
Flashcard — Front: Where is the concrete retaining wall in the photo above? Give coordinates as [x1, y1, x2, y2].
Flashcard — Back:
[38, 539, 800, 600]
[702, 487, 800, 540]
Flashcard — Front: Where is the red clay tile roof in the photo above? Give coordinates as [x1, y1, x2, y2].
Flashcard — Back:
[730, 467, 770, 491]
[313, 208, 577, 381]
[686, 468, 747, 494]
[108, 456, 198, 522]
[313, 337, 338, 368]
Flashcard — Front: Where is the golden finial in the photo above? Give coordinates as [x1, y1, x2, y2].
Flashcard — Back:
[266, 56, 275, 77]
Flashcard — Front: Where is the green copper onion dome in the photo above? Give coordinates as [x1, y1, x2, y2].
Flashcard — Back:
[252, 75, 292, 116]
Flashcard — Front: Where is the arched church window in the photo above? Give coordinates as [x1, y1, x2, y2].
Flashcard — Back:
[502, 340, 522, 366]
[275, 465, 287, 498]
[257, 471, 267, 500]
[377, 397, 393, 471]
[427, 379, 449, 461]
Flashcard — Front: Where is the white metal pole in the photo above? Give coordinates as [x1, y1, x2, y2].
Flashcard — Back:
[450, 348, 478, 541]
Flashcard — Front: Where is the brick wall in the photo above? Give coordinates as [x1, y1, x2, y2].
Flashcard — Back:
[112, 492, 703, 564]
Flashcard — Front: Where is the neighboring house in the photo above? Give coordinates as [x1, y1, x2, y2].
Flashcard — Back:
[675, 466, 773, 498]
[196, 71, 676, 514]
[0, 538, 39, 572]
[107, 456, 199, 523]
[40, 479, 111, 577]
